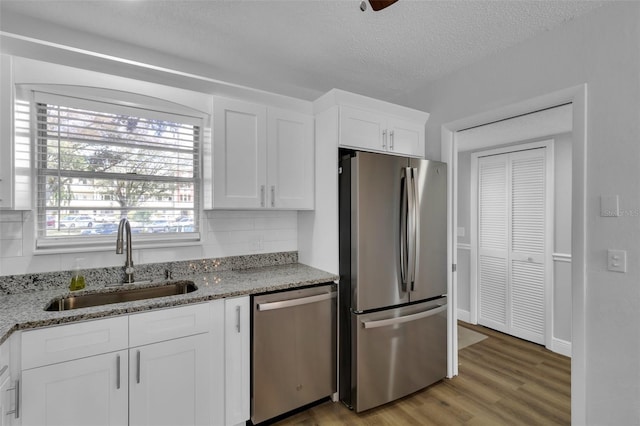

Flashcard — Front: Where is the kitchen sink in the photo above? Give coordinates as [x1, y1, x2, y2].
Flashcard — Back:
[45, 281, 198, 311]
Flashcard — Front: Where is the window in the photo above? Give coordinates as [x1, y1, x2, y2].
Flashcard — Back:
[32, 91, 201, 249]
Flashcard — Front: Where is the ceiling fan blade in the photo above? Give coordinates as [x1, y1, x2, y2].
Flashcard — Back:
[369, 0, 399, 11]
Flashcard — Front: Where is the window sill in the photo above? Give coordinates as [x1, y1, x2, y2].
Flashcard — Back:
[34, 233, 201, 255]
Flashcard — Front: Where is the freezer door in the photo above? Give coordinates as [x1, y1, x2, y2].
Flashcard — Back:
[349, 152, 410, 312]
[353, 298, 447, 412]
[410, 159, 448, 301]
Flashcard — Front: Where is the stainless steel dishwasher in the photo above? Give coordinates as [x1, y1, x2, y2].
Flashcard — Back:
[251, 283, 336, 424]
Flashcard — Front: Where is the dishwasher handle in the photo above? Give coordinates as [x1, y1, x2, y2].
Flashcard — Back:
[257, 292, 336, 311]
[362, 304, 447, 329]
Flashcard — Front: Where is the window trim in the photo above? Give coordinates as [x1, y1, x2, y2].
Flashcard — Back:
[17, 84, 211, 253]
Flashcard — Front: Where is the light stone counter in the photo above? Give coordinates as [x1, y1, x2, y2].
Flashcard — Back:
[0, 256, 338, 345]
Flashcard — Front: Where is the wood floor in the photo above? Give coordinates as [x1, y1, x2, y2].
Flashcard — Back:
[274, 322, 570, 426]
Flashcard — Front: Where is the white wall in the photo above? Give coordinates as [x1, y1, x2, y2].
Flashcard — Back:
[397, 2, 640, 424]
[0, 209, 298, 276]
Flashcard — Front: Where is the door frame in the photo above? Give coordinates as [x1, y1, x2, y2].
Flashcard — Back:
[470, 140, 554, 348]
[441, 84, 587, 422]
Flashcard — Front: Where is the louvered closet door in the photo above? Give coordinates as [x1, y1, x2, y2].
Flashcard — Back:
[478, 148, 547, 345]
[478, 156, 509, 334]
[509, 149, 546, 344]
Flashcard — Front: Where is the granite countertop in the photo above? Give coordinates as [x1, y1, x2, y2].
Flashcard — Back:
[0, 263, 339, 345]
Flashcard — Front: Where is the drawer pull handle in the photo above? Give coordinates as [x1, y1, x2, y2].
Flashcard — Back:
[6, 380, 20, 418]
[116, 354, 121, 389]
[362, 304, 447, 329]
[235, 306, 241, 333]
[136, 350, 141, 384]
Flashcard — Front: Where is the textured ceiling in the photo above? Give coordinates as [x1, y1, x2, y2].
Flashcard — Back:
[0, 0, 606, 102]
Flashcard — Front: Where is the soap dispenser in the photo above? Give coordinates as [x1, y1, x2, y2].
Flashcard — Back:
[69, 258, 86, 291]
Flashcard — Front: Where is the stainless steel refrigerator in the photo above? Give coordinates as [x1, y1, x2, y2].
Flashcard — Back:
[339, 151, 448, 412]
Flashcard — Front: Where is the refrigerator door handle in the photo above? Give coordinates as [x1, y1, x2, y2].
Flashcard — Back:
[400, 167, 411, 291]
[408, 167, 418, 290]
[361, 304, 447, 329]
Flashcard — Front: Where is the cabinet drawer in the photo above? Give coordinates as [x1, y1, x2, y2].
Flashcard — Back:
[129, 303, 209, 347]
[22, 316, 128, 370]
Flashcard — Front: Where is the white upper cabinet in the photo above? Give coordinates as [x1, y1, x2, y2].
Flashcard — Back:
[339, 106, 387, 153]
[339, 105, 425, 157]
[0, 54, 30, 211]
[314, 89, 428, 159]
[267, 108, 314, 209]
[212, 97, 268, 209]
[209, 97, 314, 210]
[386, 116, 424, 157]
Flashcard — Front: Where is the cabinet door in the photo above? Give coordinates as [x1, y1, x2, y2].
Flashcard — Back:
[21, 350, 128, 426]
[208, 300, 226, 426]
[224, 296, 250, 426]
[0, 54, 13, 209]
[267, 108, 314, 209]
[0, 378, 8, 426]
[213, 97, 267, 208]
[339, 106, 387, 153]
[387, 117, 424, 158]
[129, 334, 210, 426]
[0, 340, 11, 426]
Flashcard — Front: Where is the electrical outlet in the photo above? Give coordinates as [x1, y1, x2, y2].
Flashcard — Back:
[607, 249, 627, 273]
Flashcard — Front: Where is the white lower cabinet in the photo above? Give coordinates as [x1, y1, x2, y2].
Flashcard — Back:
[0, 374, 11, 426]
[224, 296, 250, 426]
[129, 334, 210, 426]
[18, 299, 250, 426]
[21, 350, 128, 426]
[1, 336, 16, 426]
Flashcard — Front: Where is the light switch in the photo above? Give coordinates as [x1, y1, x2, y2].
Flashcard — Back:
[600, 195, 620, 217]
[607, 249, 627, 273]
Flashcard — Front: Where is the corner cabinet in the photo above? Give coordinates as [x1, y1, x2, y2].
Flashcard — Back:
[208, 97, 314, 210]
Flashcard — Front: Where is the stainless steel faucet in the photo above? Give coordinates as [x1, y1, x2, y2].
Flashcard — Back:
[116, 218, 135, 284]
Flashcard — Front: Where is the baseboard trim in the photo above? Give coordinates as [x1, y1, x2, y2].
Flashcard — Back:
[457, 309, 471, 323]
[551, 337, 572, 357]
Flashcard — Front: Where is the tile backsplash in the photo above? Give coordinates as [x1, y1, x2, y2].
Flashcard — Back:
[0, 210, 298, 276]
